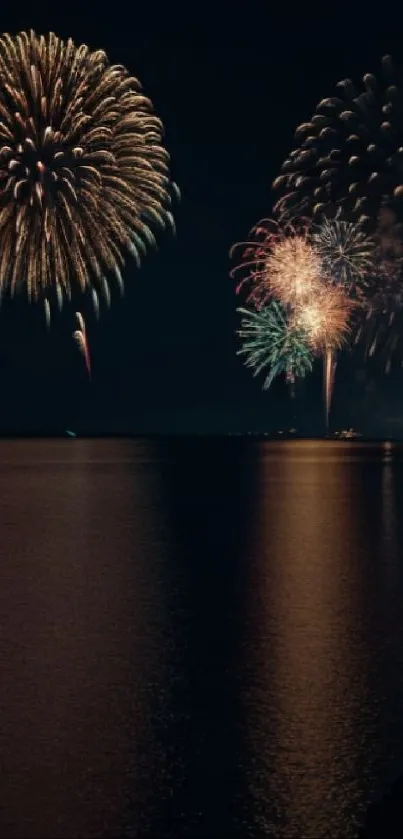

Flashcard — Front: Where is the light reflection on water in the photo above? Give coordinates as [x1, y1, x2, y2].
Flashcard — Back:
[1, 439, 403, 837]
[240, 446, 380, 837]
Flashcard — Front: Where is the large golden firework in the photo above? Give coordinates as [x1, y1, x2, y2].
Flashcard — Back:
[0, 31, 177, 304]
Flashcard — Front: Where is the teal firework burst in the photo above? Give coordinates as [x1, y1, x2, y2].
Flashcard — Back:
[237, 301, 314, 389]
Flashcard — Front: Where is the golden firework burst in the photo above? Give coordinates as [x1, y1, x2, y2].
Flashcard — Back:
[0, 30, 177, 304]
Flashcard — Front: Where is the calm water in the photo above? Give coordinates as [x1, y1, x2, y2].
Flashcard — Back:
[2, 438, 403, 838]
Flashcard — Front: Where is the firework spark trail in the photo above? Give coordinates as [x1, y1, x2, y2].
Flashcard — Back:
[0, 30, 177, 307]
[292, 285, 351, 422]
[73, 311, 91, 378]
[324, 347, 337, 429]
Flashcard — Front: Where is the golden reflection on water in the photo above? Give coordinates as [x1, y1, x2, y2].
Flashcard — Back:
[382, 444, 396, 550]
[378, 444, 400, 648]
[242, 442, 382, 839]
[0, 440, 167, 839]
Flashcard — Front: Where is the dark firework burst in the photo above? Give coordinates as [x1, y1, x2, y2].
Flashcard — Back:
[272, 55, 403, 230]
[312, 218, 374, 296]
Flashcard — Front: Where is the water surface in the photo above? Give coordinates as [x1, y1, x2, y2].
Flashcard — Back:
[2, 438, 403, 838]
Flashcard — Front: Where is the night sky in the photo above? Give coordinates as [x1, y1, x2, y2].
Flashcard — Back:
[1, 4, 403, 435]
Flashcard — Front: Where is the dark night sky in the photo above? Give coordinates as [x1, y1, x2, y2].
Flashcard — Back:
[1, 3, 402, 433]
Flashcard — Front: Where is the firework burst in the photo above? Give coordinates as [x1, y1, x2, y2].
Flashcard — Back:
[0, 30, 177, 307]
[312, 218, 374, 295]
[292, 285, 352, 352]
[230, 219, 322, 308]
[272, 55, 403, 229]
[231, 213, 359, 423]
[237, 302, 314, 389]
[264, 234, 323, 307]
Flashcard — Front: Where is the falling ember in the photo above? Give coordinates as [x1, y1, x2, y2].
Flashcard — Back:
[92, 289, 99, 319]
[56, 282, 63, 311]
[44, 298, 50, 329]
[73, 311, 91, 378]
[75, 311, 85, 333]
[101, 276, 111, 308]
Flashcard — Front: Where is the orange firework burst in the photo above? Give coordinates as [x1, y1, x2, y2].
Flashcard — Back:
[230, 219, 322, 308]
[293, 286, 352, 351]
[0, 31, 177, 305]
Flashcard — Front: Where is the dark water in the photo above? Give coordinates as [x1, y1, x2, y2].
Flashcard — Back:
[2, 439, 403, 838]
